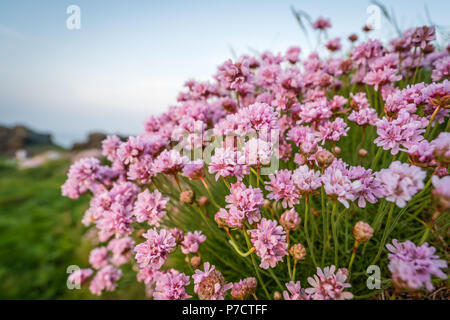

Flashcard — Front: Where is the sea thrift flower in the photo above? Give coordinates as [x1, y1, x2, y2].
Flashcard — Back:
[377, 161, 426, 207]
[61, 158, 109, 199]
[248, 218, 288, 269]
[209, 148, 249, 181]
[431, 175, 450, 212]
[89, 247, 109, 270]
[134, 228, 176, 269]
[318, 118, 349, 144]
[285, 46, 301, 64]
[215, 207, 246, 229]
[325, 38, 341, 52]
[279, 208, 301, 231]
[265, 170, 300, 208]
[374, 111, 428, 155]
[182, 160, 204, 180]
[153, 269, 191, 300]
[133, 189, 169, 226]
[96, 203, 134, 241]
[283, 281, 309, 300]
[313, 17, 331, 30]
[68, 268, 93, 286]
[231, 277, 257, 300]
[192, 263, 232, 300]
[306, 266, 353, 300]
[387, 239, 447, 291]
[102, 135, 122, 162]
[181, 231, 206, 254]
[107, 237, 135, 266]
[352, 221, 373, 243]
[432, 56, 450, 82]
[348, 166, 383, 208]
[153, 150, 188, 175]
[431, 132, 450, 166]
[117, 136, 148, 165]
[321, 165, 361, 208]
[89, 265, 122, 296]
[225, 181, 264, 224]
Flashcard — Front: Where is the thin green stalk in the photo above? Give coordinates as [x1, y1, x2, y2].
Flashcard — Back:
[331, 200, 339, 266]
[303, 195, 318, 267]
[242, 228, 270, 299]
[371, 202, 395, 265]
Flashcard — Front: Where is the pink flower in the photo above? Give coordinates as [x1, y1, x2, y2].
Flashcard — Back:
[377, 161, 426, 207]
[248, 218, 288, 269]
[182, 160, 204, 180]
[208, 148, 249, 181]
[68, 268, 93, 286]
[306, 266, 353, 300]
[283, 281, 309, 300]
[285, 46, 301, 64]
[107, 237, 135, 266]
[215, 206, 246, 229]
[374, 111, 428, 155]
[127, 154, 155, 184]
[89, 265, 122, 295]
[133, 189, 169, 226]
[292, 165, 321, 193]
[265, 169, 300, 208]
[325, 38, 341, 52]
[363, 66, 402, 91]
[102, 135, 122, 162]
[192, 263, 232, 300]
[181, 231, 206, 254]
[153, 269, 191, 300]
[134, 228, 176, 269]
[348, 167, 383, 208]
[321, 164, 361, 208]
[411, 26, 435, 49]
[117, 136, 148, 165]
[153, 150, 188, 175]
[61, 157, 112, 199]
[432, 56, 450, 82]
[348, 107, 378, 126]
[318, 118, 349, 144]
[96, 203, 134, 241]
[89, 247, 109, 270]
[387, 239, 446, 291]
[313, 17, 331, 30]
[225, 181, 264, 224]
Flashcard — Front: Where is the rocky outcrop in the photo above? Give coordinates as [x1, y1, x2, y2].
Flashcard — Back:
[0, 125, 54, 156]
[71, 132, 107, 151]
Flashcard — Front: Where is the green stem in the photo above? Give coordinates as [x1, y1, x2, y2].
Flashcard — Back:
[320, 184, 327, 266]
[331, 200, 338, 266]
[371, 202, 395, 265]
[303, 195, 318, 267]
[242, 227, 270, 299]
[348, 240, 359, 277]
[411, 49, 423, 85]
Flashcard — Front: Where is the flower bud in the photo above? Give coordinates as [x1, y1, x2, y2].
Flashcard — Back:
[289, 243, 306, 261]
[273, 291, 282, 300]
[279, 208, 301, 231]
[198, 195, 209, 207]
[190, 256, 202, 269]
[263, 199, 272, 210]
[353, 221, 373, 243]
[348, 34, 358, 42]
[315, 150, 335, 169]
[358, 148, 368, 158]
[333, 146, 341, 156]
[180, 190, 195, 204]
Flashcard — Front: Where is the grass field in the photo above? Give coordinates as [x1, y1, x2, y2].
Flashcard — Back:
[0, 158, 145, 299]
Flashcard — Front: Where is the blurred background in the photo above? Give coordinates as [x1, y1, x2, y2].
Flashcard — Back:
[0, 0, 449, 299]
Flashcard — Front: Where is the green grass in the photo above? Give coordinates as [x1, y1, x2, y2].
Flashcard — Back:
[0, 158, 145, 299]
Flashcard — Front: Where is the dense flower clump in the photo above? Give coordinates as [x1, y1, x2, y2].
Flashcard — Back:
[64, 19, 448, 300]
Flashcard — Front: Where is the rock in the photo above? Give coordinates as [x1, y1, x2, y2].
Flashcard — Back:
[0, 125, 54, 156]
[71, 132, 107, 151]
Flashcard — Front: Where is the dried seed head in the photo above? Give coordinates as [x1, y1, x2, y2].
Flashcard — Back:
[353, 221, 374, 243]
[289, 243, 307, 261]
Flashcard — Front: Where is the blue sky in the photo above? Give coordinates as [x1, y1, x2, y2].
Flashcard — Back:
[1, 0, 449, 146]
